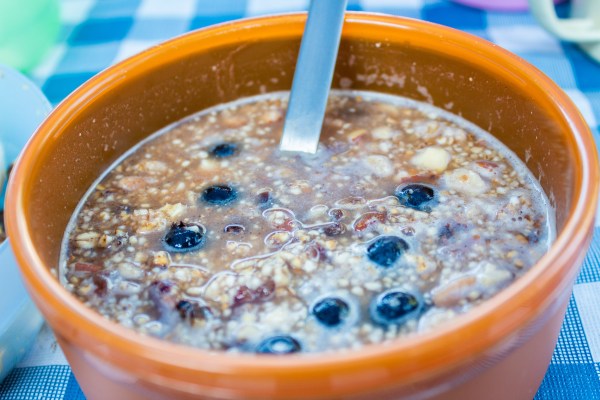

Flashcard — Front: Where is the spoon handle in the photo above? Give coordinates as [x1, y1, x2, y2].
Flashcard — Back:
[280, 0, 348, 154]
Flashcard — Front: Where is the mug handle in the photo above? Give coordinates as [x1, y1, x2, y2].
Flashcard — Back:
[529, 0, 600, 43]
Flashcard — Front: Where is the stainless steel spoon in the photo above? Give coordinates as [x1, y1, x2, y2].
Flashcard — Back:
[279, 0, 348, 154]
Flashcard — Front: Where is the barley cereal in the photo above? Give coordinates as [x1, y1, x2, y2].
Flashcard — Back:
[60, 91, 554, 354]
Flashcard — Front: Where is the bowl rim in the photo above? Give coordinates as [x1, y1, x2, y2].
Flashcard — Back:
[6, 11, 600, 391]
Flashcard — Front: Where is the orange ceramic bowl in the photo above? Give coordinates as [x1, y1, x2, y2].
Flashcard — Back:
[6, 13, 599, 400]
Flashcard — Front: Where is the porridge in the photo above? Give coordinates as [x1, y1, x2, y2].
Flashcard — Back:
[60, 91, 554, 354]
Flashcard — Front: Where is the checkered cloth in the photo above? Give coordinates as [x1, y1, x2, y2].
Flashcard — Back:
[2, 0, 600, 399]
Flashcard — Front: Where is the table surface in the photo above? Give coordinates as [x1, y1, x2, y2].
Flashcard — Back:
[2, 0, 600, 399]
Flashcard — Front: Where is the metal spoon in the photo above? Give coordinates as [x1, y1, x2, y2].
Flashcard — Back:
[279, 0, 348, 154]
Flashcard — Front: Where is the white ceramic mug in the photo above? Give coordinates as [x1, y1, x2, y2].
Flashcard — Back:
[529, 0, 600, 62]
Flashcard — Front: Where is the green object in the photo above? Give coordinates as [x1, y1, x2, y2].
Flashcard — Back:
[0, 0, 60, 72]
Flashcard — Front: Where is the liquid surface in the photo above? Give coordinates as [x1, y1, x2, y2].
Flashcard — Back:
[60, 91, 554, 354]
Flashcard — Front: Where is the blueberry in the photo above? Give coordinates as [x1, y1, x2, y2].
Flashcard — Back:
[209, 142, 238, 158]
[312, 297, 350, 327]
[163, 222, 205, 252]
[366, 236, 408, 268]
[256, 191, 274, 209]
[256, 336, 301, 355]
[176, 300, 194, 319]
[371, 289, 422, 325]
[395, 184, 436, 212]
[201, 185, 238, 205]
[176, 300, 211, 323]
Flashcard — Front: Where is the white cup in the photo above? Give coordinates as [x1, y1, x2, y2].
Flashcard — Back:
[529, 0, 600, 62]
[0, 64, 50, 382]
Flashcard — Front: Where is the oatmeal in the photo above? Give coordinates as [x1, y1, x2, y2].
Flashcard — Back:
[60, 91, 554, 354]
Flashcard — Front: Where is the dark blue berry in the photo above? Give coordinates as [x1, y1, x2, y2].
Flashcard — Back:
[312, 297, 349, 327]
[371, 289, 422, 325]
[367, 236, 408, 268]
[201, 185, 238, 205]
[395, 184, 436, 212]
[176, 300, 211, 323]
[209, 142, 238, 158]
[257, 191, 274, 209]
[176, 300, 194, 319]
[163, 222, 205, 252]
[256, 336, 301, 355]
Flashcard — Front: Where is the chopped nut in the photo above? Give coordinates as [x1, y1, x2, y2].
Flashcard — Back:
[152, 251, 171, 267]
[348, 129, 368, 142]
[75, 232, 101, 249]
[372, 126, 394, 139]
[432, 275, 477, 307]
[160, 203, 186, 220]
[118, 262, 144, 280]
[410, 147, 451, 172]
[265, 231, 293, 248]
[365, 155, 394, 177]
[364, 281, 382, 292]
[97, 234, 114, 248]
[117, 176, 154, 191]
[443, 168, 488, 195]
[138, 160, 168, 174]
[259, 109, 283, 124]
[221, 112, 248, 128]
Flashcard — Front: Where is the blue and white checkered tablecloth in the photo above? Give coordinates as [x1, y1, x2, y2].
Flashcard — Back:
[2, 0, 600, 399]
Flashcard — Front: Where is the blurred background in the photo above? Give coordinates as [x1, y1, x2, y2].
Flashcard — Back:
[0, 0, 596, 107]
